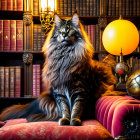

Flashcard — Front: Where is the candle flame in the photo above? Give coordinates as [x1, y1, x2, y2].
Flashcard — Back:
[41, 0, 56, 11]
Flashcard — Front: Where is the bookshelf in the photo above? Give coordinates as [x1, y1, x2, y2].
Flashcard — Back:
[0, 0, 140, 110]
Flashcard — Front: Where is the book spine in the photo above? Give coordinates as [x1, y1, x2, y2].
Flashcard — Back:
[37, 25, 42, 51]
[0, 67, 5, 97]
[0, 20, 3, 51]
[64, 0, 68, 16]
[133, 0, 137, 16]
[129, 0, 133, 16]
[112, 0, 116, 16]
[4, 67, 9, 97]
[16, 20, 23, 51]
[116, 0, 119, 16]
[9, 67, 15, 97]
[97, 0, 100, 16]
[36, 64, 40, 96]
[108, 0, 112, 16]
[33, 24, 38, 51]
[137, 0, 140, 16]
[41, 27, 46, 50]
[17, 0, 23, 11]
[3, 20, 10, 51]
[95, 24, 99, 51]
[13, 0, 17, 10]
[87, 25, 91, 41]
[126, 0, 130, 16]
[1, 0, 7, 10]
[15, 66, 21, 97]
[92, 24, 96, 49]
[87, 0, 90, 16]
[82, 0, 86, 16]
[0, 0, 1, 10]
[72, 0, 76, 15]
[32, 65, 37, 97]
[7, 0, 13, 10]
[121, 0, 126, 16]
[93, 0, 96, 16]
[10, 20, 16, 51]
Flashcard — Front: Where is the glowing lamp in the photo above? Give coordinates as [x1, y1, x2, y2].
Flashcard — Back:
[102, 18, 139, 55]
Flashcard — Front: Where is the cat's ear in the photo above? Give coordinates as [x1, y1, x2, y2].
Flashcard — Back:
[71, 14, 79, 26]
[54, 14, 61, 27]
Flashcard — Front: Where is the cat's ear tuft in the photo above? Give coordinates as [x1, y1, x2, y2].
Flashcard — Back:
[54, 14, 61, 27]
[71, 14, 79, 26]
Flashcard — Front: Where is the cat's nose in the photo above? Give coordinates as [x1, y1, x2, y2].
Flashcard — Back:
[62, 33, 66, 37]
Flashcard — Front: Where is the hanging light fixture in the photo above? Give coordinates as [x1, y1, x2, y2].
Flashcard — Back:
[40, 0, 56, 34]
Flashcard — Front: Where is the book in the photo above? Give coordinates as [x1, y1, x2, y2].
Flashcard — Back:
[16, 20, 23, 51]
[0, 20, 3, 51]
[0, 67, 5, 97]
[36, 64, 41, 96]
[13, 0, 17, 10]
[33, 24, 38, 51]
[37, 25, 42, 51]
[32, 65, 37, 97]
[32, 64, 41, 97]
[7, 0, 13, 10]
[3, 20, 10, 51]
[1, 0, 7, 10]
[9, 67, 15, 97]
[10, 20, 16, 51]
[4, 67, 9, 97]
[17, 0, 23, 11]
[64, 0, 68, 16]
[15, 66, 21, 97]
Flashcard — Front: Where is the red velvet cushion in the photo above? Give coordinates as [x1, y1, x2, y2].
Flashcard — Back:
[0, 119, 113, 140]
[96, 96, 140, 138]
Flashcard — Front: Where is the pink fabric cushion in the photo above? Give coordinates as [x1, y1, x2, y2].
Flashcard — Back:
[0, 119, 113, 140]
[95, 96, 140, 138]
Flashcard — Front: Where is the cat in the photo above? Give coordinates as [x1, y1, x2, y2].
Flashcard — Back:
[0, 14, 124, 126]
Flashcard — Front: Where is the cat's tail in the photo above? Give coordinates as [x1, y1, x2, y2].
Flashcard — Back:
[0, 90, 59, 122]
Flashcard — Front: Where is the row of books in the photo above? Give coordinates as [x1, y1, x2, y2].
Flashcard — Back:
[33, 24, 46, 51]
[32, 64, 41, 97]
[84, 24, 105, 52]
[32, 0, 100, 16]
[0, 0, 23, 11]
[106, 0, 140, 16]
[0, 66, 21, 98]
[0, 20, 23, 51]
[57, 0, 100, 16]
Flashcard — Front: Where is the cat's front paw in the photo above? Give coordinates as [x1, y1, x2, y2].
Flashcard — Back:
[59, 118, 70, 125]
[70, 118, 81, 126]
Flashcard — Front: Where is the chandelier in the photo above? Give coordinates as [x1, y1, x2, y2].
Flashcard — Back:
[40, 0, 56, 34]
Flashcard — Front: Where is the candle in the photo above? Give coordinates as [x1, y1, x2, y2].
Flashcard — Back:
[27, 0, 29, 11]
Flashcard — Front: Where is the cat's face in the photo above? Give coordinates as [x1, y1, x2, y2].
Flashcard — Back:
[52, 14, 83, 46]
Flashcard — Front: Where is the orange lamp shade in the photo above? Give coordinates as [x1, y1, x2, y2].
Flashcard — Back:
[102, 19, 139, 55]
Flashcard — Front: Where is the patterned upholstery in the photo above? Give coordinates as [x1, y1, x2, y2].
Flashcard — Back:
[0, 119, 113, 140]
[0, 95, 140, 140]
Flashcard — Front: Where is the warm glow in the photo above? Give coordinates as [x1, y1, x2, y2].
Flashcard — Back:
[41, 0, 56, 11]
[102, 19, 139, 55]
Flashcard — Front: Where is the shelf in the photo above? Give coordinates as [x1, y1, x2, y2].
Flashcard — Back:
[33, 15, 99, 24]
[0, 11, 24, 20]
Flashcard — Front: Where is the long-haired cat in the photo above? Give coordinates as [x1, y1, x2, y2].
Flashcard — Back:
[0, 14, 124, 126]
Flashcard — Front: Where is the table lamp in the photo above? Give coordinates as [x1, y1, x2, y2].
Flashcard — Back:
[102, 16, 139, 85]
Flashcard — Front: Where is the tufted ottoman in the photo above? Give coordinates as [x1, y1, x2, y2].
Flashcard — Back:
[0, 119, 113, 140]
